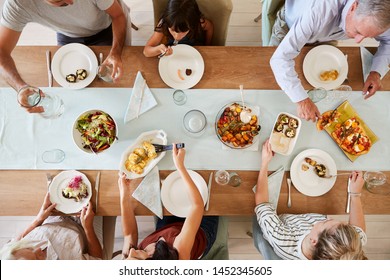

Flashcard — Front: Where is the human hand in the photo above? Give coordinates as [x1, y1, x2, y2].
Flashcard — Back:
[103, 53, 123, 82]
[172, 143, 186, 170]
[80, 203, 95, 231]
[34, 192, 56, 225]
[348, 171, 364, 194]
[261, 139, 274, 167]
[17, 85, 45, 114]
[118, 172, 132, 197]
[297, 98, 321, 122]
[363, 71, 382, 99]
[157, 44, 173, 57]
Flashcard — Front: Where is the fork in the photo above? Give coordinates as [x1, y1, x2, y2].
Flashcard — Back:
[322, 172, 351, 179]
[46, 173, 53, 190]
[152, 143, 185, 153]
[157, 40, 179, 58]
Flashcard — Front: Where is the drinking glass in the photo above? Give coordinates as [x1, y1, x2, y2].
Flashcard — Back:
[17, 86, 64, 118]
[183, 110, 207, 135]
[42, 149, 65, 163]
[97, 65, 114, 82]
[364, 171, 390, 194]
[214, 170, 241, 187]
[173, 90, 187, 105]
[307, 88, 327, 103]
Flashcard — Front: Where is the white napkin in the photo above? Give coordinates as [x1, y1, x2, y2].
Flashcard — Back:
[360, 46, 373, 82]
[221, 105, 260, 151]
[252, 166, 284, 209]
[124, 71, 158, 123]
[132, 166, 163, 219]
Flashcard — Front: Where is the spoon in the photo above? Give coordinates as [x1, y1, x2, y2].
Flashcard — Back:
[239, 85, 252, 123]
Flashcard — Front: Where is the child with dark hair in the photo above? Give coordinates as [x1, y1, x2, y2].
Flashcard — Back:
[143, 0, 213, 57]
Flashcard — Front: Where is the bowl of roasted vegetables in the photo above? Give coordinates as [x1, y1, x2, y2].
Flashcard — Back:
[215, 102, 261, 149]
[73, 110, 118, 154]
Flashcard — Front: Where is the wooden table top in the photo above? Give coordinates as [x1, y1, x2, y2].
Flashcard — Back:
[1, 45, 390, 216]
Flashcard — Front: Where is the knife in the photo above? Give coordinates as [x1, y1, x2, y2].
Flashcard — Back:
[46, 50, 53, 87]
[346, 177, 351, 213]
[95, 171, 101, 213]
[205, 172, 213, 211]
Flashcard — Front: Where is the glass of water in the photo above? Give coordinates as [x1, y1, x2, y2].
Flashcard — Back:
[364, 171, 389, 194]
[17, 86, 64, 118]
[173, 90, 187, 105]
[214, 170, 241, 187]
[307, 88, 327, 103]
[42, 149, 65, 163]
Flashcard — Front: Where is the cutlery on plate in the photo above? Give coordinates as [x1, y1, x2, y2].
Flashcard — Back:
[205, 172, 213, 211]
[95, 171, 101, 213]
[346, 177, 351, 213]
[287, 177, 292, 208]
[136, 79, 146, 118]
[46, 50, 53, 87]
[322, 172, 351, 179]
[152, 143, 185, 153]
[46, 173, 53, 190]
[99, 53, 103, 65]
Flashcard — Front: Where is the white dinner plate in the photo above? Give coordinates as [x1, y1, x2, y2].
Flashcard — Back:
[303, 45, 348, 90]
[158, 44, 204, 89]
[49, 170, 92, 214]
[52, 43, 98, 90]
[161, 170, 208, 217]
[290, 149, 337, 197]
[119, 130, 167, 179]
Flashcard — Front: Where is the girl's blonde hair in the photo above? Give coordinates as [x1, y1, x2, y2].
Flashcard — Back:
[313, 224, 367, 260]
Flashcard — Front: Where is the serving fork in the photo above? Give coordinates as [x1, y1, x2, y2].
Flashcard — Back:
[152, 143, 185, 153]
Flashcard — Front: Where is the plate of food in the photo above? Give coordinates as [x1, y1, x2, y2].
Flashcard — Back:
[161, 170, 208, 217]
[158, 44, 204, 89]
[215, 102, 261, 149]
[73, 110, 118, 154]
[317, 100, 378, 161]
[49, 170, 92, 214]
[290, 149, 337, 197]
[52, 43, 98, 90]
[269, 112, 301, 155]
[119, 130, 167, 179]
[303, 45, 348, 90]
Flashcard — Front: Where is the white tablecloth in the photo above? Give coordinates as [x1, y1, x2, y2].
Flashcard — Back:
[1, 87, 389, 171]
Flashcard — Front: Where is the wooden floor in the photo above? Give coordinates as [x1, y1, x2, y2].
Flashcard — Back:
[0, 0, 388, 260]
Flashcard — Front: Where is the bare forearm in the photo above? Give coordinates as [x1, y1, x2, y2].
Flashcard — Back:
[0, 51, 27, 90]
[16, 219, 41, 240]
[84, 228, 103, 258]
[349, 195, 366, 232]
[110, 16, 126, 57]
[255, 163, 269, 205]
[120, 195, 138, 247]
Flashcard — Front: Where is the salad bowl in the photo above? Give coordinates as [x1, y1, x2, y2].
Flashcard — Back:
[73, 109, 118, 154]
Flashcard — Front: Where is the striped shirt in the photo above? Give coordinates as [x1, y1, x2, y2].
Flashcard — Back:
[255, 203, 367, 260]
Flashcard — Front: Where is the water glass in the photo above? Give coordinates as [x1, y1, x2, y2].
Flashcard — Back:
[42, 149, 65, 163]
[17, 86, 64, 118]
[214, 170, 241, 187]
[97, 64, 114, 82]
[307, 88, 327, 103]
[183, 110, 207, 135]
[364, 171, 389, 194]
[173, 90, 187, 105]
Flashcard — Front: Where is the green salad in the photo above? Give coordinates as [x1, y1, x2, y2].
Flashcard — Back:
[77, 111, 117, 153]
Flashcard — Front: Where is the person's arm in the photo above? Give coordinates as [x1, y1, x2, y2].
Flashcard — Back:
[80, 203, 103, 258]
[172, 146, 204, 260]
[143, 31, 173, 57]
[348, 171, 366, 232]
[16, 192, 56, 240]
[103, 0, 126, 82]
[363, 31, 390, 99]
[255, 139, 274, 205]
[118, 172, 139, 256]
[202, 19, 213, 45]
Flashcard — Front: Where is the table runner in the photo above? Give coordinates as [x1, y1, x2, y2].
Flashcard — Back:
[1, 87, 389, 171]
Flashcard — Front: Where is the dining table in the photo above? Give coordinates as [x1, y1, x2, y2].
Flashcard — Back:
[0, 45, 390, 217]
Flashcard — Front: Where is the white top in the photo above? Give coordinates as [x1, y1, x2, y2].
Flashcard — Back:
[271, 0, 390, 102]
[255, 203, 367, 260]
[0, 0, 114, 37]
[23, 217, 100, 260]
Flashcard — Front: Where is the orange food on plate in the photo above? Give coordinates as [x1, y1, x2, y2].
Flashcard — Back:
[177, 69, 185, 81]
[320, 69, 339, 81]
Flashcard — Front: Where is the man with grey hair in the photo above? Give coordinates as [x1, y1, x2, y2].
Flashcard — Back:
[269, 0, 390, 122]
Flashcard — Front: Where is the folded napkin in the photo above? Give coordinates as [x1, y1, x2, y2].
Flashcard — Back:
[221, 105, 260, 151]
[124, 71, 158, 123]
[132, 166, 163, 219]
[360, 46, 373, 82]
[252, 166, 284, 209]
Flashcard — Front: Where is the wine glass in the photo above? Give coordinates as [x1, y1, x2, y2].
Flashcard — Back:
[214, 170, 241, 187]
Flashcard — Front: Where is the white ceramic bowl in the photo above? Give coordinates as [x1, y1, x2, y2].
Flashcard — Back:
[73, 109, 118, 154]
